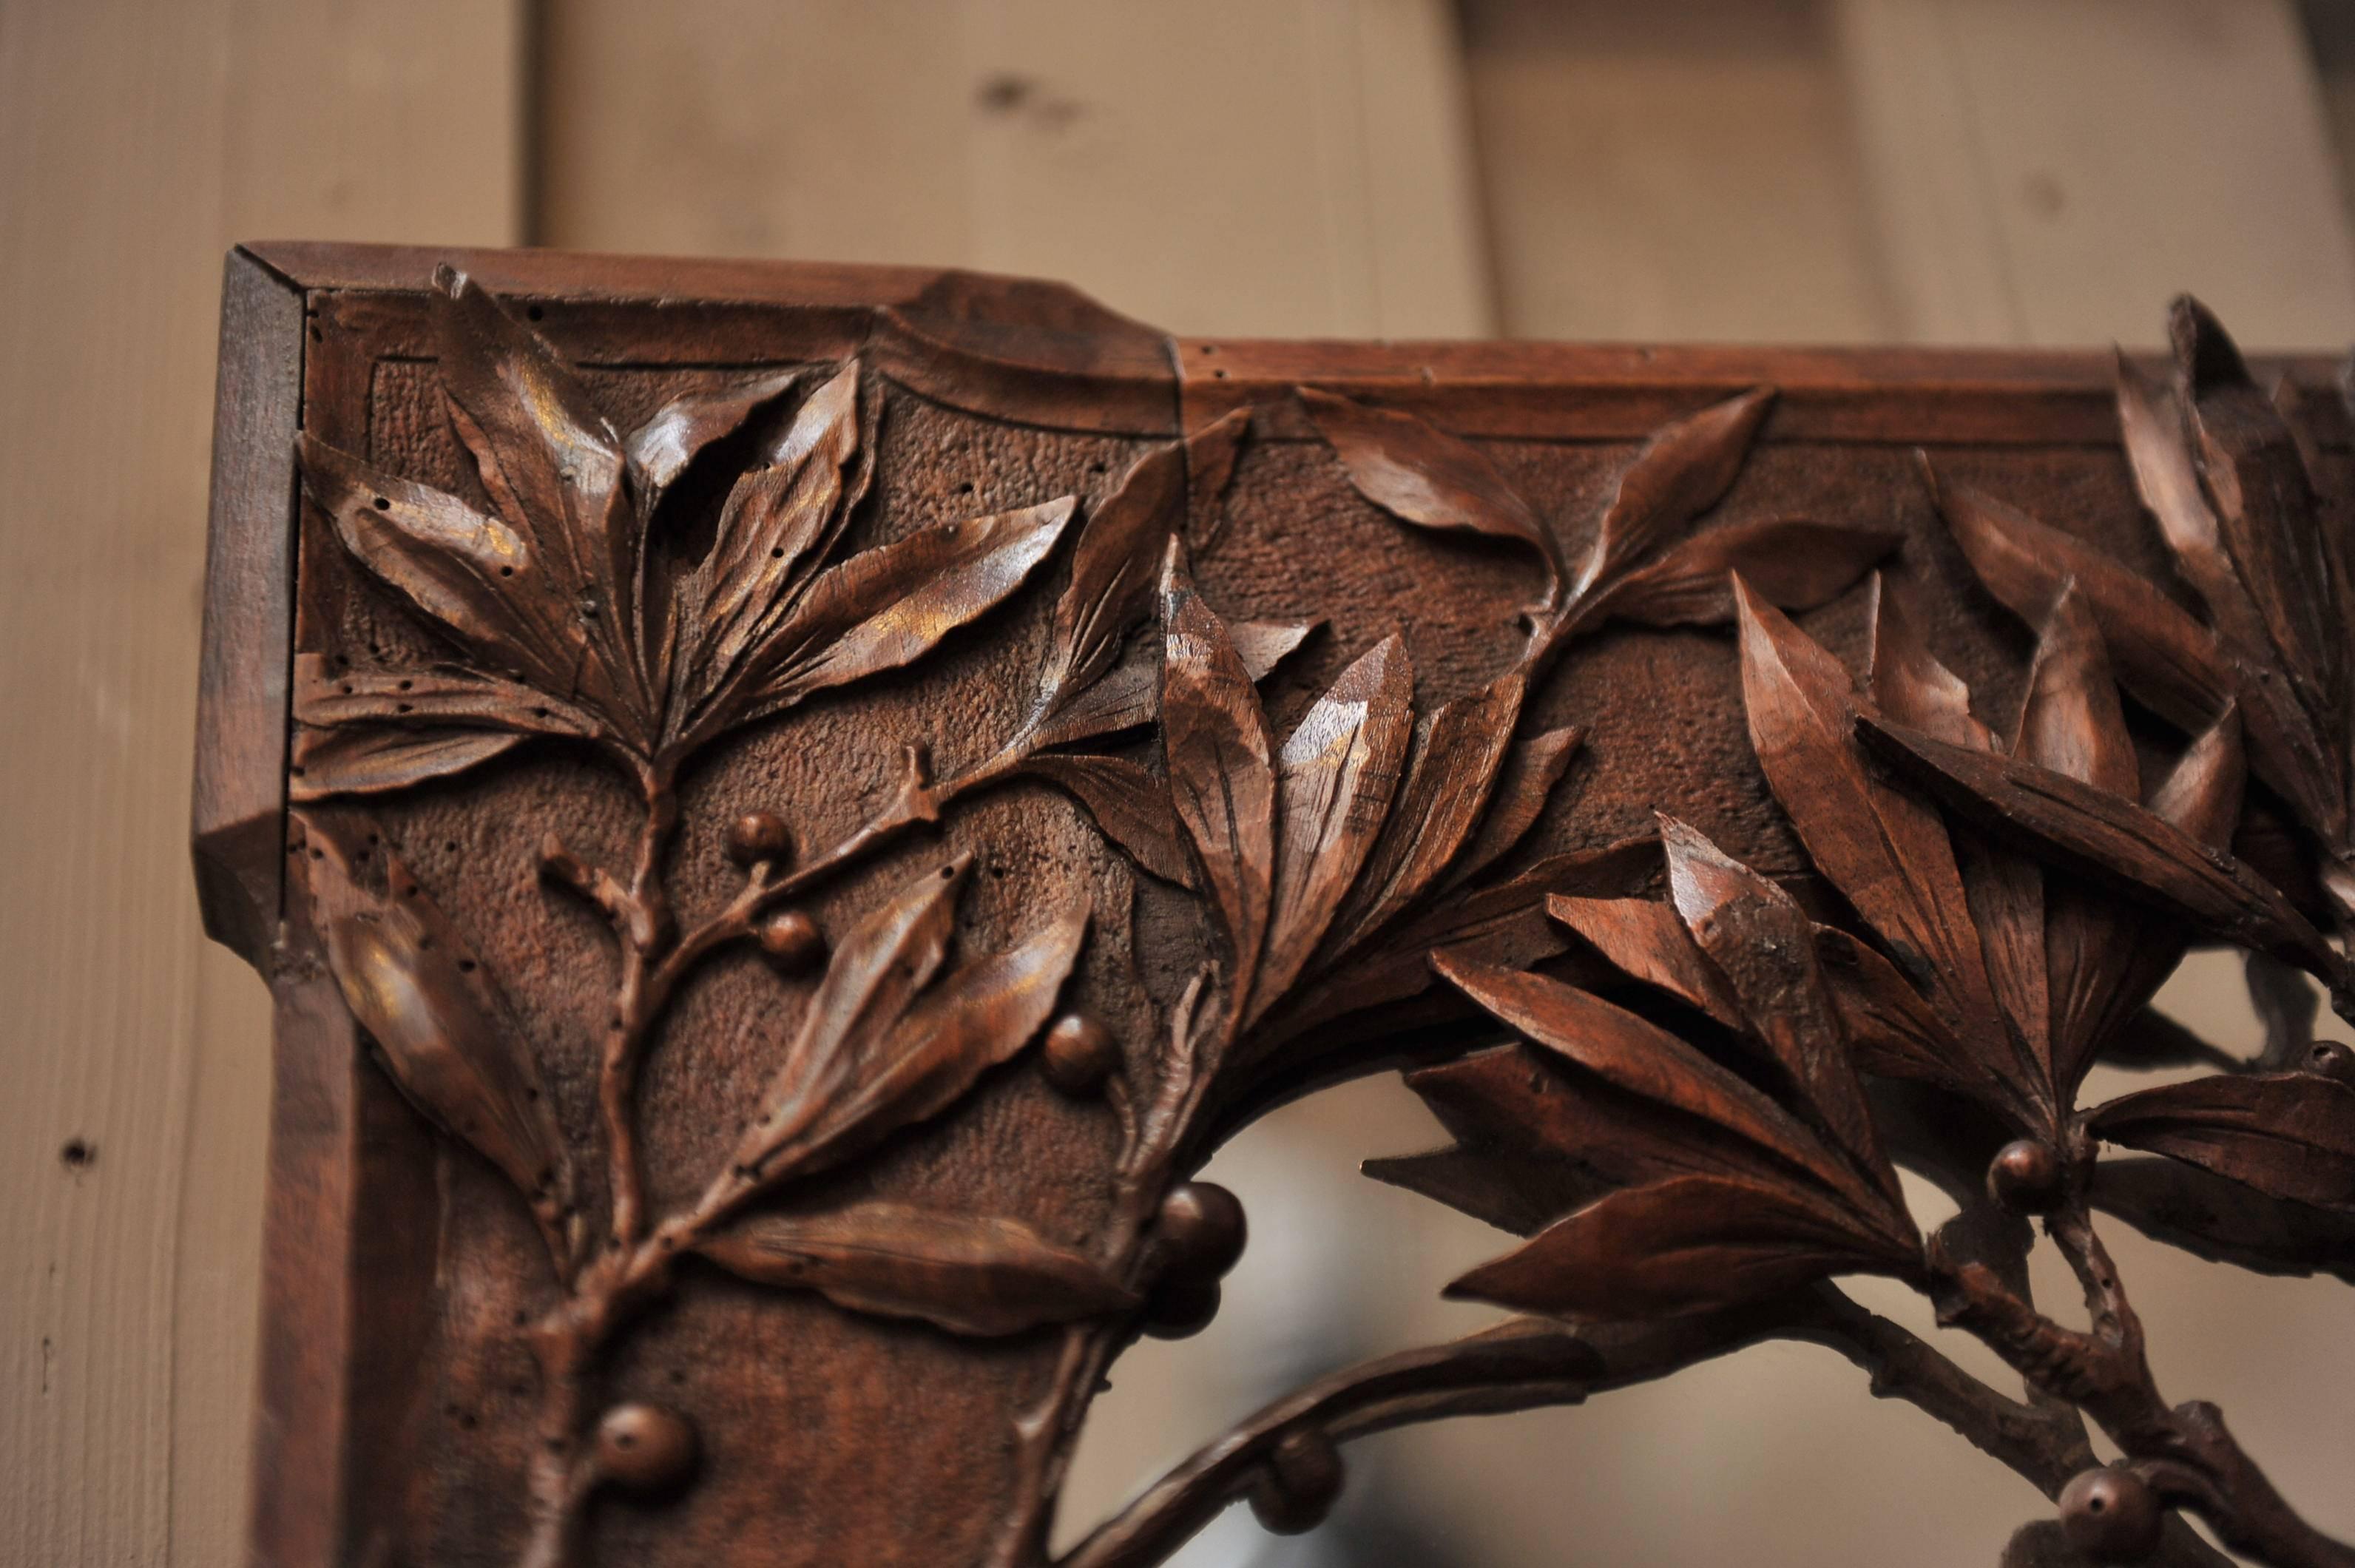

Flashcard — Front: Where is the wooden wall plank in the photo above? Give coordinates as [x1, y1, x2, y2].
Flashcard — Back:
[0, 4, 521, 1564]
[1459, 0, 1899, 342]
[537, 0, 1493, 338]
[1832, 0, 2355, 345]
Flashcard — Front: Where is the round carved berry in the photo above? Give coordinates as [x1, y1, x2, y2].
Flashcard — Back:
[1249, 1427, 1345, 1535]
[2307, 1040, 2355, 1083]
[756, 910, 825, 972]
[1987, 1139, 2064, 1214]
[2060, 1467, 2163, 1563]
[1141, 1276, 1221, 1339]
[1041, 1013, 1118, 1097]
[1155, 1181, 1247, 1280]
[726, 811, 793, 868]
[594, 1402, 698, 1495]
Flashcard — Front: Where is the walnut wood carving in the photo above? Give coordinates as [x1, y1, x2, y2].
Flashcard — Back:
[194, 245, 2355, 1568]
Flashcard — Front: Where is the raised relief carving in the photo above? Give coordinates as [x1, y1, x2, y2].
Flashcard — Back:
[251, 261, 2354, 1568]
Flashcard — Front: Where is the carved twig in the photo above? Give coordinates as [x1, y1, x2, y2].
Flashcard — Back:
[1058, 1305, 1805, 1568]
[1935, 1208, 2355, 1568]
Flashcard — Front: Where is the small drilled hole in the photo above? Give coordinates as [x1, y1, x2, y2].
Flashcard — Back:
[374, 496, 391, 510]
[59, 1138, 94, 1170]
[527, 305, 544, 321]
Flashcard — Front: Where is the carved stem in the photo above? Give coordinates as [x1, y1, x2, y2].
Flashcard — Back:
[1054, 1308, 1793, 1568]
[991, 984, 1223, 1567]
[1936, 1203, 2355, 1568]
[596, 770, 680, 1249]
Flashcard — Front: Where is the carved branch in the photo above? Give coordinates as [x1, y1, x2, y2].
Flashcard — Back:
[1055, 1308, 1789, 1568]
[1935, 1209, 2355, 1568]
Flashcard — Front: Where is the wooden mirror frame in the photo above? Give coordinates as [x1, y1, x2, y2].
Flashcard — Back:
[195, 242, 2355, 1568]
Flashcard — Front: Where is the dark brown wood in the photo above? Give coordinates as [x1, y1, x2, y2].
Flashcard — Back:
[192, 248, 305, 962]
[195, 244, 2355, 1568]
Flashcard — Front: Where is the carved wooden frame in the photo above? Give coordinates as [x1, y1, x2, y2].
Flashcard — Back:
[195, 243, 2355, 1568]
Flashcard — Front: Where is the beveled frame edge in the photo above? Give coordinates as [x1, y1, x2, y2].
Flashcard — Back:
[192, 247, 304, 965]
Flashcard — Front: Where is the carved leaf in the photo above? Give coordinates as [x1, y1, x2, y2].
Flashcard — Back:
[728, 866, 1085, 1193]
[734, 498, 1078, 727]
[293, 654, 601, 740]
[679, 364, 865, 704]
[1325, 669, 1527, 956]
[1019, 753, 1196, 888]
[1029, 616, 1315, 750]
[1936, 473, 2225, 729]
[1181, 406, 1251, 553]
[432, 268, 623, 579]
[1445, 1172, 1906, 1320]
[291, 726, 526, 802]
[2115, 350, 2273, 660]
[1297, 388, 1561, 591]
[1933, 469, 2342, 835]
[1735, 578, 1999, 1036]
[1030, 438, 1190, 728]
[1447, 725, 1585, 888]
[698, 1202, 1135, 1337]
[1376, 1043, 1794, 1234]
[1658, 818, 1901, 1207]
[1573, 387, 1774, 596]
[624, 368, 801, 506]
[2089, 1071, 2355, 1211]
[1267, 839, 1660, 1045]
[726, 859, 964, 1186]
[1433, 955, 1867, 1207]
[1159, 542, 1276, 1004]
[2148, 709, 2248, 850]
[1867, 572, 1994, 748]
[2172, 297, 2342, 714]
[1809, 925, 1978, 1092]
[1607, 518, 1898, 628]
[1252, 634, 1416, 1016]
[1858, 711, 2338, 982]
[298, 436, 581, 700]
[1364, 1141, 1605, 1239]
[2091, 1156, 2355, 1283]
[2014, 584, 2137, 797]
[302, 814, 575, 1265]
[1547, 893, 1742, 1030]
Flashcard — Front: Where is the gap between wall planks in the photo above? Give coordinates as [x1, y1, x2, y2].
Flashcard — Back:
[0, 5, 521, 1567]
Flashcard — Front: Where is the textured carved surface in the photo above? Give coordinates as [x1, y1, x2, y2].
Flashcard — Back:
[194, 247, 2355, 1567]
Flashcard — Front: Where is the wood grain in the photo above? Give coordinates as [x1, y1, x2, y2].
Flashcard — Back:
[0, 7, 519, 1567]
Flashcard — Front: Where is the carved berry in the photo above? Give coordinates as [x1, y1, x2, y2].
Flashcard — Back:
[726, 811, 793, 868]
[1987, 1140, 2064, 1214]
[594, 1402, 698, 1495]
[1249, 1427, 1345, 1535]
[1041, 1013, 1118, 1097]
[755, 910, 825, 972]
[1141, 1276, 1220, 1339]
[1155, 1181, 1247, 1280]
[2060, 1467, 2163, 1562]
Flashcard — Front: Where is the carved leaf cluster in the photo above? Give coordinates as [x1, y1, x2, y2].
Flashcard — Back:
[1299, 383, 1897, 635]
[294, 267, 1075, 796]
[1933, 297, 2355, 927]
[1150, 543, 1633, 1067]
[1382, 818, 1922, 1319]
